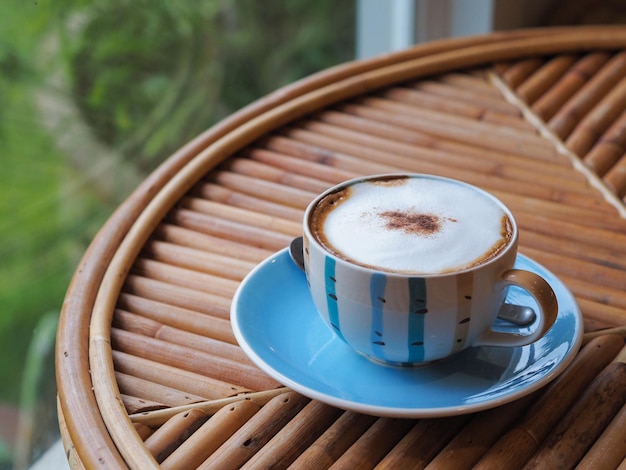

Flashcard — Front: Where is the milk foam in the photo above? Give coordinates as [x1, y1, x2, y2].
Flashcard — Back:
[317, 177, 511, 274]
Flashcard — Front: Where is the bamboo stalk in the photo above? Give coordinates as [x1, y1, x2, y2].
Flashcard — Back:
[57, 399, 89, 470]
[576, 402, 626, 469]
[521, 246, 626, 293]
[315, 109, 436, 150]
[197, 391, 309, 469]
[123, 274, 232, 319]
[299, 118, 581, 183]
[454, 70, 626, 217]
[582, 314, 621, 335]
[374, 416, 469, 469]
[246, 147, 358, 185]
[583, 326, 626, 344]
[288, 411, 378, 469]
[160, 398, 262, 469]
[497, 191, 626, 230]
[557, 274, 626, 313]
[474, 334, 626, 469]
[291, 120, 449, 165]
[515, 212, 626, 254]
[133, 422, 153, 440]
[340, 98, 580, 168]
[88, 338, 161, 469]
[144, 408, 208, 463]
[130, 387, 289, 427]
[587, 143, 625, 178]
[583, 109, 626, 176]
[241, 400, 344, 469]
[264, 134, 404, 175]
[552, 289, 626, 331]
[117, 293, 237, 345]
[518, 230, 626, 272]
[278, 125, 600, 203]
[111, 328, 282, 392]
[491, 68, 626, 217]
[517, 54, 578, 104]
[155, 223, 272, 263]
[113, 309, 251, 364]
[168, 207, 294, 252]
[116, 371, 207, 408]
[142, 238, 258, 280]
[500, 57, 545, 88]
[113, 350, 250, 400]
[383, 86, 485, 120]
[493, 61, 509, 76]
[210, 170, 318, 209]
[329, 418, 416, 469]
[425, 393, 538, 470]
[377, 84, 533, 131]
[549, 51, 626, 139]
[410, 78, 521, 114]
[350, 97, 558, 161]
[120, 394, 167, 415]
[312, 111, 582, 180]
[294, 124, 591, 192]
[182, 192, 305, 235]
[522, 346, 626, 469]
[193, 182, 305, 222]
[481, 109, 536, 131]
[212, 159, 336, 204]
[352, 96, 549, 149]
[131, 257, 240, 298]
[438, 70, 503, 97]
[605, 153, 626, 198]
[566, 76, 626, 156]
[532, 52, 611, 121]
[221, 156, 332, 195]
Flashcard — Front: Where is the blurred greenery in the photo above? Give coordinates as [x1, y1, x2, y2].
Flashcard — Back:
[1, 0, 354, 466]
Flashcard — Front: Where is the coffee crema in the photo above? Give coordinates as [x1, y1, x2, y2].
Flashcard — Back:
[309, 175, 513, 274]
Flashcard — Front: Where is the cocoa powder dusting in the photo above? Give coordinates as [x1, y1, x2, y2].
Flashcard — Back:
[380, 210, 443, 235]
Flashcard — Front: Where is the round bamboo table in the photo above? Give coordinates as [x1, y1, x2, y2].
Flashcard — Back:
[57, 26, 626, 469]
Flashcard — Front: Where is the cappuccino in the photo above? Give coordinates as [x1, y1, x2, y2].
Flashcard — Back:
[309, 175, 512, 274]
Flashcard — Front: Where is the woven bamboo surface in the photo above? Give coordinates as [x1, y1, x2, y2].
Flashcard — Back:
[57, 27, 626, 469]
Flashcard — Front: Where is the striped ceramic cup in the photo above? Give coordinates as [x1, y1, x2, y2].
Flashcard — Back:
[303, 174, 558, 366]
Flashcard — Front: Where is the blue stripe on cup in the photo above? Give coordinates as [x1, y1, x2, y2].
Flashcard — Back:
[324, 256, 344, 340]
[408, 277, 427, 363]
[370, 272, 387, 358]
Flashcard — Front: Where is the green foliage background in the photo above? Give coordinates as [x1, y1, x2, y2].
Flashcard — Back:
[0, 0, 354, 466]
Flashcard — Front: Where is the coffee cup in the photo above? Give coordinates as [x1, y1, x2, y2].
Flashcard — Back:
[302, 173, 558, 366]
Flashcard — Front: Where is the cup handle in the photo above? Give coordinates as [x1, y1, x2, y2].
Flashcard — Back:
[475, 269, 558, 347]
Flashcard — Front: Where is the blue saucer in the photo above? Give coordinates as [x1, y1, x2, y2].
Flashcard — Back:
[231, 248, 583, 418]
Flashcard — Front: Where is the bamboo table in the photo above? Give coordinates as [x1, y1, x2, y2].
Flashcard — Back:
[57, 26, 626, 469]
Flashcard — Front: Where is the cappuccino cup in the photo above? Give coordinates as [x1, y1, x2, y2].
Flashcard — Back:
[302, 174, 558, 366]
